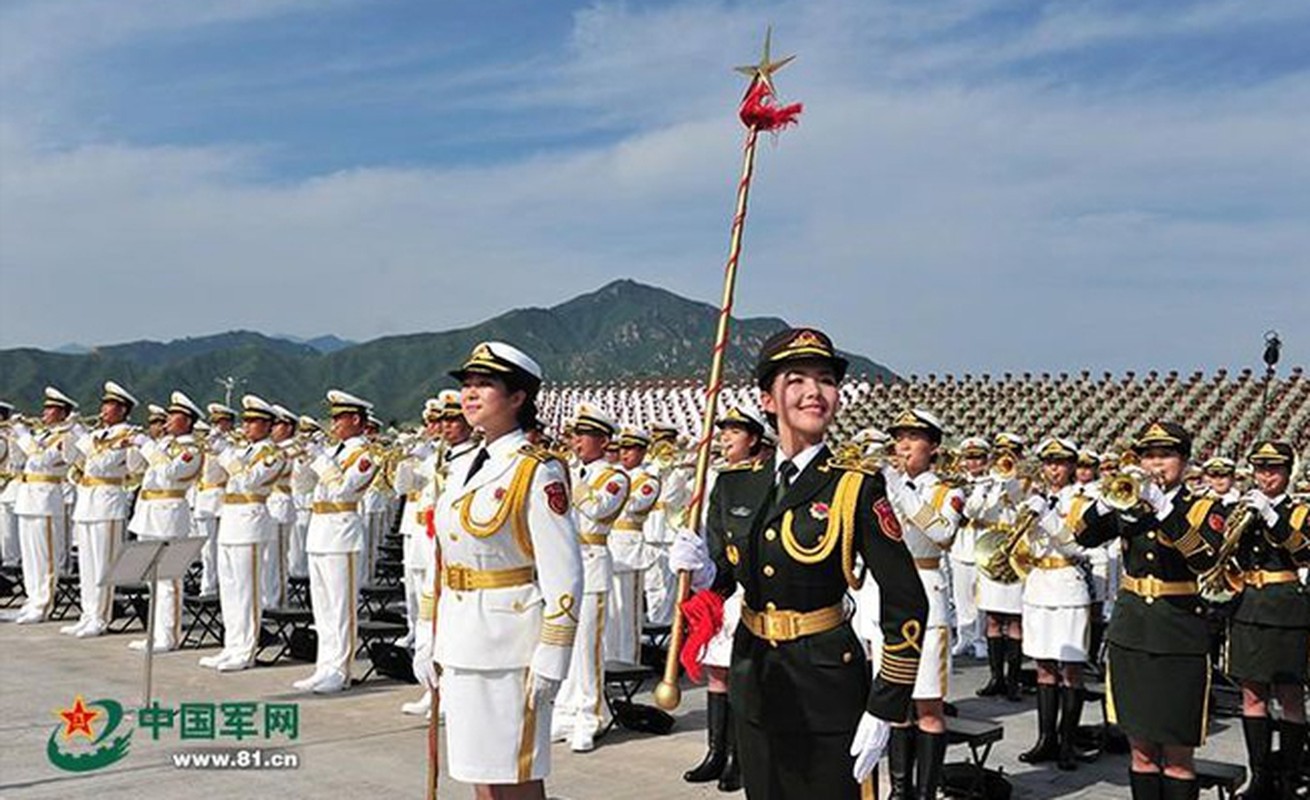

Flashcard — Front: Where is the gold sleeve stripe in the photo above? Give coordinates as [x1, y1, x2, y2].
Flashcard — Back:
[540, 622, 577, 647]
[880, 651, 920, 685]
[910, 504, 938, 530]
[1173, 527, 1209, 558]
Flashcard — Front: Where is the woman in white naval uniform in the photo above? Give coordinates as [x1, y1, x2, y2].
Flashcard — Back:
[682, 405, 771, 793]
[126, 392, 204, 651]
[605, 427, 661, 665]
[412, 341, 584, 798]
[972, 432, 1029, 702]
[882, 409, 965, 800]
[950, 437, 992, 659]
[1018, 437, 1094, 772]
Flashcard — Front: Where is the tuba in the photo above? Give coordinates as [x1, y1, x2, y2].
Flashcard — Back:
[975, 506, 1038, 583]
[1200, 501, 1258, 595]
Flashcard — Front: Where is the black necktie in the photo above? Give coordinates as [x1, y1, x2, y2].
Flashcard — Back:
[464, 448, 490, 485]
[775, 460, 798, 505]
[333, 443, 345, 458]
[906, 480, 917, 492]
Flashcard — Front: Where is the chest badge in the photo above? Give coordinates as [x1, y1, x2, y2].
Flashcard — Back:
[809, 502, 830, 521]
[726, 544, 740, 565]
[730, 506, 753, 518]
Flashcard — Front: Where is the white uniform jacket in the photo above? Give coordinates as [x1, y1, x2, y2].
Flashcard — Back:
[0, 429, 23, 504]
[1022, 484, 1093, 608]
[422, 431, 584, 681]
[194, 434, 233, 520]
[13, 423, 82, 517]
[128, 434, 203, 538]
[69, 424, 140, 522]
[887, 469, 964, 627]
[572, 461, 629, 593]
[305, 436, 377, 554]
[215, 439, 284, 545]
[266, 441, 301, 526]
[610, 464, 661, 572]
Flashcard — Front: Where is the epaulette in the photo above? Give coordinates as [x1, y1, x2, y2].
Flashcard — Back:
[826, 456, 883, 479]
[519, 443, 563, 465]
[719, 461, 763, 473]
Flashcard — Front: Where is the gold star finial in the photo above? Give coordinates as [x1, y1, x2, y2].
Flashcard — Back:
[734, 26, 795, 95]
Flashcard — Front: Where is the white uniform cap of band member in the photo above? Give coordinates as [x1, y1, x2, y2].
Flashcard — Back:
[1201, 456, 1236, 477]
[146, 404, 168, 423]
[448, 341, 543, 388]
[571, 403, 617, 438]
[887, 409, 946, 443]
[650, 420, 680, 443]
[194, 419, 211, 434]
[325, 389, 373, 417]
[422, 397, 444, 423]
[717, 406, 769, 438]
[615, 426, 651, 449]
[993, 431, 1027, 452]
[1076, 448, 1100, 468]
[297, 415, 322, 433]
[44, 386, 79, 411]
[270, 404, 298, 425]
[957, 436, 991, 457]
[207, 402, 236, 422]
[168, 391, 204, 421]
[434, 389, 464, 420]
[240, 394, 277, 421]
[102, 381, 139, 412]
[1035, 436, 1079, 462]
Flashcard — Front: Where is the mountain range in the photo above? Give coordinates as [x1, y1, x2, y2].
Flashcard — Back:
[0, 279, 892, 423]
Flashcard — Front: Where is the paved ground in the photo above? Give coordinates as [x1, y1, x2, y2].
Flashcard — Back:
[0, 615, 1248, 800]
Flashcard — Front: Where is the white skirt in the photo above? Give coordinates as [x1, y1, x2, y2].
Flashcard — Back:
[702, 586, 743, 668]
[443, 667, 551, 784]
[1021, 604, 1090, 663]
[977, 574, 1024, 615]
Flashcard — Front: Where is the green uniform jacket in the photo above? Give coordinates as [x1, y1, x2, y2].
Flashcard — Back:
[707, 446, 928, 731]
[1232, 498, 1310, 629]
[1077, 488, 1227, 655]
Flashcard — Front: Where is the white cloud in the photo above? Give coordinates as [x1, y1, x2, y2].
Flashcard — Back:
[0, 0, 1306, 376]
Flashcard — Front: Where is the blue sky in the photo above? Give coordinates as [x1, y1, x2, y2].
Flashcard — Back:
[1, 0, 1307, 375]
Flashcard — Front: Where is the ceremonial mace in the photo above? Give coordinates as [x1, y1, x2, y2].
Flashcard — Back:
[654, 28, 803, 711]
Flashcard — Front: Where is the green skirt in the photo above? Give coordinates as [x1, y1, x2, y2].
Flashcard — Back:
[1227, 620, 1310, 684]
[1107, 644, 1209, 747]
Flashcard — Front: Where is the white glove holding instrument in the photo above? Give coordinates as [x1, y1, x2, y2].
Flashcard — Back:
[669, 528, 716, 591]
[849, 712, 892, 782]
[412, 639, 439, 691]
[1242, 489, 1278, 528]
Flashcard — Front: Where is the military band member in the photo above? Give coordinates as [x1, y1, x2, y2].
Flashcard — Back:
[195, 403, 237, 597]
[1224, 441, 1307, 800]
[973, 432, 1028, 701]
[1018, 437, 1094, 771]
[1202, 457, 1240, 506]
[10, 388, 81, 623]
[288, 414, 323, 580]
[410, 341, 584, 796]
[1076, 421, 1227, 800]
[263, 405, 299, 609]
[605, 426, 661, 664]
[395, 397, 444, 649]
[0, 400, 22, 570]
[554, 404, 628, 753]
[127, 392, 204, 651]
[683, 405, 770, 792]
[146, 404, 168, 440]
[293, 390, 377, 694]
[65, 381, 143, 638]
[645, 421, 690, 626]
[200, 394, 284, 672]
[671, 327, 929, 800]
[361, 414, 391, 587]
[882, 409, 965, 800]
[950, 436, 991, 659]
[1075, 449, 1099, 490]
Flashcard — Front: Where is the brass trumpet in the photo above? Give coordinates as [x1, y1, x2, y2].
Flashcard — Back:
[1099, 466, 1154, 512]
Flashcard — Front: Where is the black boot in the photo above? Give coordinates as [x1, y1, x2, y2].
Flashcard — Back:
[1019, 684, 1060, 764]
[976, 637, 1006, 697]
[1130, 771, 1163, 800]
[1160, 776, 1199, 800]
[1058, 685, 1084, 771]
[887, 725, 916, 800]
[1279, 722, 1306, 800]
[915, 729, 948, 800]
[683, 692, 727, 783]
[1239, 716, 1273, 800]
[1004, 637, 1024, 701]
[717, 700, 741, 792]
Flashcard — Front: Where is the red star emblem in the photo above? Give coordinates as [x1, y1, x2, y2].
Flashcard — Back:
[58, 695, 99, 741]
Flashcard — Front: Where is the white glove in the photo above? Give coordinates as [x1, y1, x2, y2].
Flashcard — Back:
[881, 465, 909, 496]
[1094, 498, 1114, 517]
[1139, 479, 1169, 520]
[526, 671, 561, 711]
[669, 528, 716, 591]
[1023, 495, 1048, 516]
[1243, 490, 1278, 527]
[412, 642, 438, 690]
[131, 433, 152, 448]
[849, 713, 892, 783]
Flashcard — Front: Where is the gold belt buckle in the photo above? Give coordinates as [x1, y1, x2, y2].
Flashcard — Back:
[762, 610, 799, 643]
[447, 565, 470, 591]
